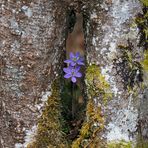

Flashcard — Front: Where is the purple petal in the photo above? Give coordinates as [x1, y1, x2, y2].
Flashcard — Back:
[70, 52, 74, 59]
[68, 66, 74, 69]
[79, 57, 84, 62]
[75, 52, 80, 57]
[77, 61, 85, 65]
[63, 67, 71, 74]
[71, 76, 76, 83]
[64, 73, 72, 79]
[64, 59, 72, 63]
[70, 61, 76, 66]
[74, 72, 82, 78]
[74, 66, 80, 72]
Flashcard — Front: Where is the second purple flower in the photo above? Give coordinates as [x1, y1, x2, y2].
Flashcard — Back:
[64, 52, 84, 66]
[63, 66, 82, 83]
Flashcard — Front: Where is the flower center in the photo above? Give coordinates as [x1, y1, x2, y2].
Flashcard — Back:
[71, 70, 75, 75]
[73, 57, 79, 61]
[71, 68, 76, 75]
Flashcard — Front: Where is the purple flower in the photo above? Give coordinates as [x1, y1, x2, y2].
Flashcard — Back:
[63, 66, 82, 83]
[64, 52, 84, 66]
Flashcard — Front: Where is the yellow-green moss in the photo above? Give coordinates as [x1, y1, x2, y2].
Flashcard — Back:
[141, 0, 148, 7]
[85, 64, 112, 104]
[107, 140, 132, 148]
[140, 50, 148, 86]
[72, 98, 106, 148]
[71, 64, 112, 148]
[27, 78, 68, 148]
[85, 65, 110, 90]
[141, 50, 148, 72]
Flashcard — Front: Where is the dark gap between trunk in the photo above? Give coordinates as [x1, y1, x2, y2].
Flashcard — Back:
[60, 7, 87, 142]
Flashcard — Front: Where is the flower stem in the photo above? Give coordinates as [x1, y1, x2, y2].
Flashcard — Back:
[72, 82, 75, 119]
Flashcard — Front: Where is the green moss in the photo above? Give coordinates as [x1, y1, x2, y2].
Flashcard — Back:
[27, 78, 68, 148]
[85, 64, 112, 104]
[141, 50, 148, 86]
[107, 140, 132, 148]
[71, 64, 112, 148]
[85, 65, 109, 89]
[141, 50, 148, 72]
[72, 98, 106, 148]
[141, 0, 148, 7]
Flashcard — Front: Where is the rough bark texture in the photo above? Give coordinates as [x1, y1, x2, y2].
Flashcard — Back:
[0, 0, 148, 147]
[84, 0, 146, 146]
[0, 0, 66, 147]
[87, 0, 141, 140]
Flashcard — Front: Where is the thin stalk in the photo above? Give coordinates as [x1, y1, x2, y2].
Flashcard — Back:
[72, 82, 75, 119]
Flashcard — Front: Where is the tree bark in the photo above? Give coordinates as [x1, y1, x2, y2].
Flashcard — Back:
[0, 0, 148, 147]
[0, 0, 66, 147]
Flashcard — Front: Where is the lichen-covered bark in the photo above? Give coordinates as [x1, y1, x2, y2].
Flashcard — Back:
[85, 0, 147, 146]
[0, 0, 66, 147]
[1, 0, 148, 147]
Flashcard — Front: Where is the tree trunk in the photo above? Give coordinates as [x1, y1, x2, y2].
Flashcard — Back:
[0, 0, 148, 147]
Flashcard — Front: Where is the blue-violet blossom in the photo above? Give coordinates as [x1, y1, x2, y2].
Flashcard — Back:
[63, 66, 82, 83]
[64, 52, 84, 66]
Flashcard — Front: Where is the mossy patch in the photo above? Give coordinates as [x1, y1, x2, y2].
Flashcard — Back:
[140, 49, 148, 86]
[27, 78, 68, 148]
[72, 98, 106, 148]
[71, 64, 112, 148]
[107, 140, 132, 148]
[141, 0, 148, 7]
[141, 50, 148, 72]
[85, 64, 112, 104]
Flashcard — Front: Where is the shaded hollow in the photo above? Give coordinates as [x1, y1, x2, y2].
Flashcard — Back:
[60, 7, 87, 142]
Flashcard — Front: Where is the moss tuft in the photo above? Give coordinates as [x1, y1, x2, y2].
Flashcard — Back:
[141, 0, 148, 7]
[107, 140, 132, 148]
[71, 64, 112, 148]
[141, 50, 148, 72]
[72, 98, 106, 148]
[27, 78, 68, 148]
[85, 64, 112, 104]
